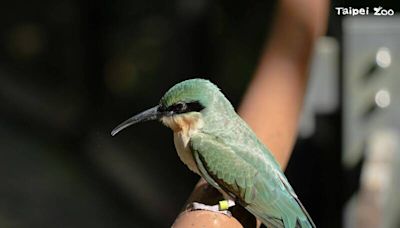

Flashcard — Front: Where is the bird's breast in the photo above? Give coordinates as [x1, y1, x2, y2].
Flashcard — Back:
[174, 132, 200, 174]
[161, 113, 203, 175]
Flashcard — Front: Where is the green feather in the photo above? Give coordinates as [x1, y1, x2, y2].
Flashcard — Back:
[147, 78, 315, 227]
[157, 79, 316, 228]
[190, 133, 315, 228]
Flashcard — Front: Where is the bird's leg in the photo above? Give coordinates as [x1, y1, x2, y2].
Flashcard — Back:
[189, 199, 236, 216]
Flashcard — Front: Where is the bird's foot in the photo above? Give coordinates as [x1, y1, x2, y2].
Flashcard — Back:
[189, 200, 235, 217]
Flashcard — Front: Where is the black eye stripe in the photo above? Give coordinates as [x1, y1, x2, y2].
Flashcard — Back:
[162, 101, 205, 114]
[185, 101, 205, 112]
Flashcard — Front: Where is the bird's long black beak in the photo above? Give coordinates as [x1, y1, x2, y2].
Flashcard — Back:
[111, 105, 161, 136]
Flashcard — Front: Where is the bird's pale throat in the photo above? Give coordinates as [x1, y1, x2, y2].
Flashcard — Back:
[161, 112, 204, 133]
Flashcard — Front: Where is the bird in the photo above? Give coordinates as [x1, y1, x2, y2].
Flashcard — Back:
[111, 78, 315, 228]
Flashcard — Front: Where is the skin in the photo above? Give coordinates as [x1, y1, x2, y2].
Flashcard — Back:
[172, 0, 329, 227]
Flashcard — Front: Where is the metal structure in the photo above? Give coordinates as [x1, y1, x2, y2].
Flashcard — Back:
[343, 16, 400, 228]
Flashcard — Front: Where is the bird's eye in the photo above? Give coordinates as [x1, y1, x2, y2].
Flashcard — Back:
[173, 102, 187, 113]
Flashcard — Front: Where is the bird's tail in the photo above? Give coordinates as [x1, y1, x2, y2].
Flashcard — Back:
[246, 204, 315, 228]
[245, 176, 315, 228]
[249, 211, 314, 228]
[278, 174, 315, 228]
[292, 195, 316, 228]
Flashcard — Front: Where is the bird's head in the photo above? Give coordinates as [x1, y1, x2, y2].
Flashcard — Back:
[111, 78, 231, 136]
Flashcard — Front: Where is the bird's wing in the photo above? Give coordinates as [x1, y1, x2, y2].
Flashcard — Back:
[190, 133, 259, 201]
[190, 132, 315, 228]
[190, 132, 284, 226]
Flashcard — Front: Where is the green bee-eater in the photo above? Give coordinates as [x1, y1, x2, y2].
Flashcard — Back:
[112, 79, 315, 228]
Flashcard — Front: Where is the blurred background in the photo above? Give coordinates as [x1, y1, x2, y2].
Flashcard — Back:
[1, 0, 400, 227]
